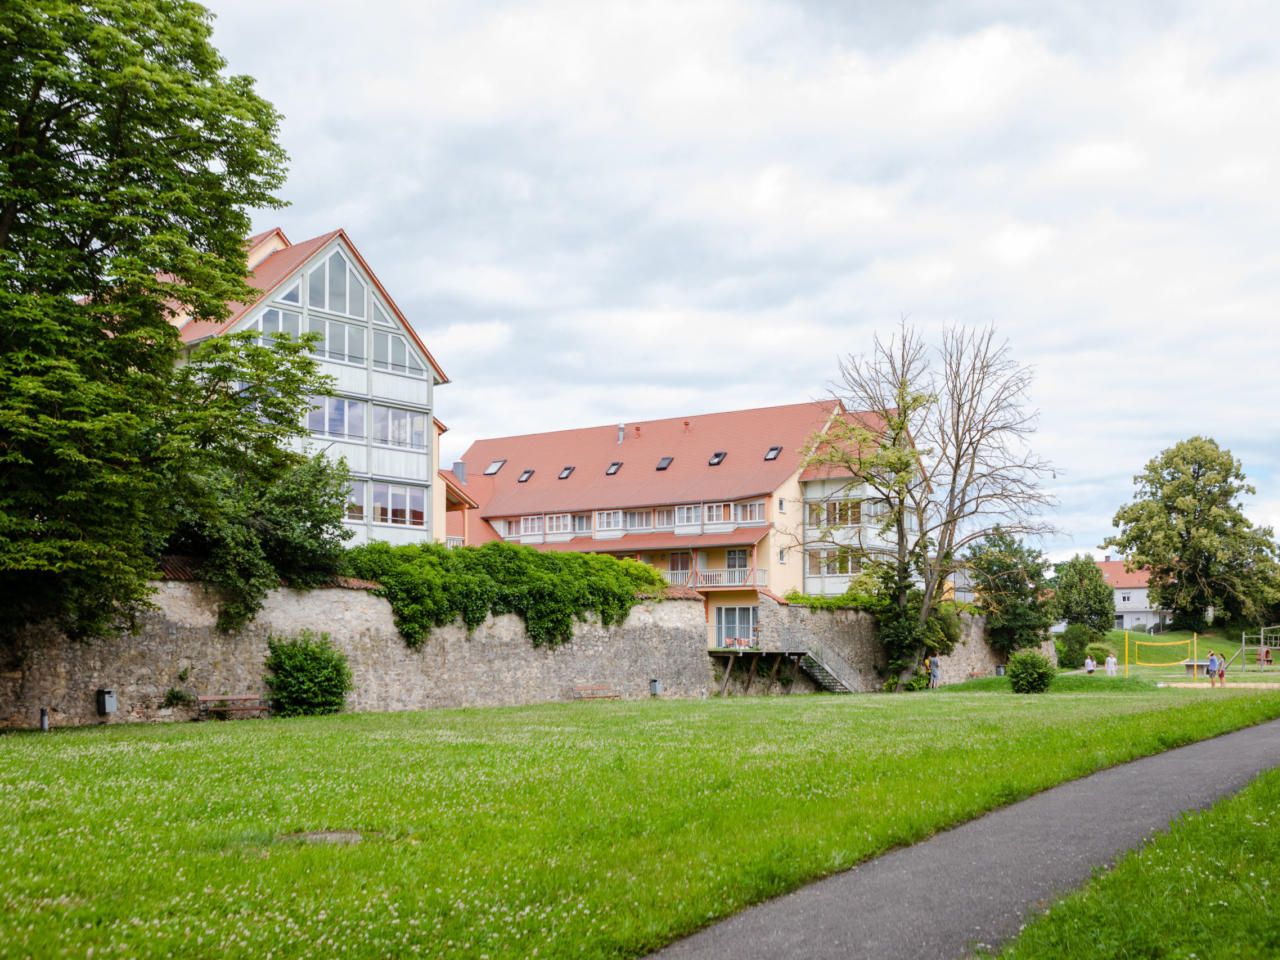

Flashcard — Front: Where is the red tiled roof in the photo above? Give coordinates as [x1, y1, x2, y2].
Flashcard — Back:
[154, 555, 378, 591]
[457, 401, 850, 520]
[170, 228, 449, 383]
[1096, 560, 1151, 589]
[530, 526, 771, 554]
[440, 469, 479, 509]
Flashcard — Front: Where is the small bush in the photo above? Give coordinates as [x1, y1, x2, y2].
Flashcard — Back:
[1085, 642, 1115, 664]
[1057, 623, 1099, 669]
[161, 688, 195, 708]
[1007, 649, 1055, 694]
[264, 631, 353, 717]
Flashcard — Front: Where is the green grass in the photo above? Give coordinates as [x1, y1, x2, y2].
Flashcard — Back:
[939, 674, 1158, 694]
[999, 767, 1280, 959]
[4, 689, 1280, 958]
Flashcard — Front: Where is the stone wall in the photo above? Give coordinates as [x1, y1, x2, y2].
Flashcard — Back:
[0, 581, 711, 729]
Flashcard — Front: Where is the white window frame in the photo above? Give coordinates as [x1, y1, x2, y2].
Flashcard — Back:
[370, 404, 428, 450]
[715, 606, 758, 647]
[704, 502, 732, 523]
[345, 481, 365, 522]
[623, 510, 652, 530]
[733, 500, 766, 523]
[654, 508, 675, 528]
[308, 249, 367, 320]
[370, 482, 428, 527]
[675, 504, 702, 526]
[520, 515, 544, 535]
[596, 510, 623, 530]
[546, 514, 571, 534]
[307, 396, 366, 441]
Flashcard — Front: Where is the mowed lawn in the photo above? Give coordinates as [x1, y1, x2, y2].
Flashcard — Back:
[4, 689, 1280, 959]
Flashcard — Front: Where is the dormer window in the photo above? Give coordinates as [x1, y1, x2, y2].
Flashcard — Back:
[656, 456, 673, 471]
[606, 461, 622, 476]
[484, 459, 506, 476]
[518, 469, 534, 483]
[558, 466, 574, 480]
[764, 446, 782, 461]
[709, 451, 727, 466]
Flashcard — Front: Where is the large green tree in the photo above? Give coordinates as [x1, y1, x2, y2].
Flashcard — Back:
[965, 529, 1054, 657]
[1051, 554, 1115, 634]
[1103, 437, 1280, 629]
[0, 0, 287, 638]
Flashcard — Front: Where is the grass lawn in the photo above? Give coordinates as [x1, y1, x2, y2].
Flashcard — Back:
[998, 766, 1280, 959]
[4, 688, 1280, 959]
[1063, 630, 1280, 685]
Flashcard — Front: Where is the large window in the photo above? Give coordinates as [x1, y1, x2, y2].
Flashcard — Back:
[307, 396, 366, 440]
[715, 606, 758, 648]
[373, 330, 426, 378]
[520, 516, 543, 535]
[596, 510, 622, 530]
[806, 548, 864, 576]
[370, 482, 427, 527]
[371, 405, 428, 449]
[623, 510, 652, 530]
[345, 482, 365, 521]
[259, 307, 303, 341]
[675, 504, 702, 526]
[308, 250, 367, 319]
[704, 503, 732, 523]
[546, 514, 571, 534]
[572, 514, 592, 533]
[726, 549, 748, 570]
[654, 508, 675, 528]
[807, 499, 862, 528]
[734, 500, 766, 523]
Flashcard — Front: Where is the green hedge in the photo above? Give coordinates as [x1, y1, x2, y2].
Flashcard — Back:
[264, 631, 354, 717]
[344, 541, 668, 648]
[1007, 649, 1055, 694]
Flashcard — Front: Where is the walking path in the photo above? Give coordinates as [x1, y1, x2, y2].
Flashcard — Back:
[653, 717, 1280, 960]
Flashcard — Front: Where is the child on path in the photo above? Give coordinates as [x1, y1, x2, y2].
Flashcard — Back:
[1105, 652, 1118, 677]
[1084, 655, 1096, 675]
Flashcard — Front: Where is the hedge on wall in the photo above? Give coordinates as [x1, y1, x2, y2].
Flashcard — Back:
[343, 541, 668, 648]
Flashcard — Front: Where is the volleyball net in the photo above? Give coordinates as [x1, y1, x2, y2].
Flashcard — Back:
[1132, 636, 1193, 668]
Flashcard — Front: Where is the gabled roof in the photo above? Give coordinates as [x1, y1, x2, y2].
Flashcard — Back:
[456, 401, 853, 520]
[1097, 559, 1151, 590]
[170, 228, 449, 383]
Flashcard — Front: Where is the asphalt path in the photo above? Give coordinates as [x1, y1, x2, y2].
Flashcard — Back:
[653, 716, 1280, 960]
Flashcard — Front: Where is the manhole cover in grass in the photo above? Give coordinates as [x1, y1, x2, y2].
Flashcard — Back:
[283, 830, 363, 845]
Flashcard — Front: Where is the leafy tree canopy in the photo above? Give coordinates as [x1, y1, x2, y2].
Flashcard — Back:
[1051, 554, 1115, 634]
[1102, 437, 1280, 629]
[0, 0, 291, 639]
[966, 529, 1053, 657]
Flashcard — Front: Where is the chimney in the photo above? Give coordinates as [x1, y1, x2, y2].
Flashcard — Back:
[617, 423, 625, 444]
[452, 460, 466, 484]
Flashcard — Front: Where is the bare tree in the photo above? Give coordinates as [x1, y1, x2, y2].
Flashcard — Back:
[807, 322, 1054, 684]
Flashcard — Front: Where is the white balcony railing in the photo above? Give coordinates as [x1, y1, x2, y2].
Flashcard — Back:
[445, 536, 464, 549]
[661, 568, 767, 588]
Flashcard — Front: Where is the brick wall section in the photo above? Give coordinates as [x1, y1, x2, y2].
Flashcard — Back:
[0, 582, 711, 729]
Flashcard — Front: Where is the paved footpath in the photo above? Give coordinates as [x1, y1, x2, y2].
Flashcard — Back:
[654, 717, 1280, 960]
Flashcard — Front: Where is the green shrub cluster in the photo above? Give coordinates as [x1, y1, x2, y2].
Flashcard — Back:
[264, 631, 353, 717]
[1007, 649, 1055, 694]
[344, 541, 668, 648]
[1057, 623, 1100, 669]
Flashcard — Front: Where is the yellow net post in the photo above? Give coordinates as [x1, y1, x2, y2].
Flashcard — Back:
[1193, 632, 1198, 678]
[1124, 631, 1129, 678]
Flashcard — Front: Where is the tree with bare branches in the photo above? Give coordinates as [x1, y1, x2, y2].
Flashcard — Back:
[806, 323, 1054, 686]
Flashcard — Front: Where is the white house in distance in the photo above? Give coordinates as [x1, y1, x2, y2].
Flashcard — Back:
[168, 227, 469, 545]
[1097, 556, 1170, 631]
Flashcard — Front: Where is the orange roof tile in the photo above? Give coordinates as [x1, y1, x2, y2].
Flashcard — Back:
[439, 469, 479, 509]
[1096, 559, 1151, 589]
[530, 527, 771, 554]
[457, 401, 851, 520]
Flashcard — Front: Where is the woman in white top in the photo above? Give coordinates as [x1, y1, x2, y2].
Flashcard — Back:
[1105, 652, 1118, 677]
[1084, 655, 1096, 675]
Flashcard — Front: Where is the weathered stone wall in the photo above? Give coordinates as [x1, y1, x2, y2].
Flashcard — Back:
[755, 597, 885, 691]
[0, 582, 710, 729]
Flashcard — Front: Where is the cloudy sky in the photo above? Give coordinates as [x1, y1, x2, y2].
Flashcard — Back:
[209, 0, 1279, 560]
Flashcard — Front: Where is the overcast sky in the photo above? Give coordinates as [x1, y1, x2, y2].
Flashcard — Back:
[209, 0, 1280, 560]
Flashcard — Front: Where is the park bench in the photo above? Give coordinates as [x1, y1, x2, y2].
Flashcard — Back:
[1184, 661, 1210, 678]
[198, 694, 269, 720]
[571, 684, 621, 701]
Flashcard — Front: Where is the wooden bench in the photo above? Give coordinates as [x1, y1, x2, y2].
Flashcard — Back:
[198, 694, 269, 720]
[571, 684, 621, 701]
[1184, 661, 1210, 677]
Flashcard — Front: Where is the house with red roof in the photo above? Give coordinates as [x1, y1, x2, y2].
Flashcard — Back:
[444, 401, 894, 647]
[169, 228, 468, 544]
[1097, 556, 1170, 631]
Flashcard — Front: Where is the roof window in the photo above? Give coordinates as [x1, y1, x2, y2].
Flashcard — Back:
[656, 456, 673, 471]
[606, 461, 622, 476]
[708, 451, 727, 466]
[764, 445, 782, 461]
[517, 469, 534, 483]
[483, 459, 506, 476]
[558, 466, 574, 480]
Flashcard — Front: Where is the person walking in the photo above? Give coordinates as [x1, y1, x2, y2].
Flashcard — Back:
[1084, 654, 1096, 675]
[930, 656, 941, 690]
[1105, 651, 1118, 677]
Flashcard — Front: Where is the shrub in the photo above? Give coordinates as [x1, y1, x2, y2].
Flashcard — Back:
[264, 631, 353, 717]
[161, 688, 195, 708]
[1085, 642, 1115, 664]
[1007, 649, 1055, 694]
[344, 541, 667, 648]
[1057, 623, 1099, 669]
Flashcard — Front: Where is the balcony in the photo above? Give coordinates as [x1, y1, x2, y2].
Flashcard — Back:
[445, 536, 464, 549]
[660, 568, 768, 589]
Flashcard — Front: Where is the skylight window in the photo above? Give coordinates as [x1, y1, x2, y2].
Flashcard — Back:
[656, 456, 673, 471]
[518, 469, 534, 483]
[764, 446, 782, 461]
[708, 451, 727, 466]
[484, 459, 506, 476]
[558, 466, 574, 480]
[606, 461, 622, 476]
